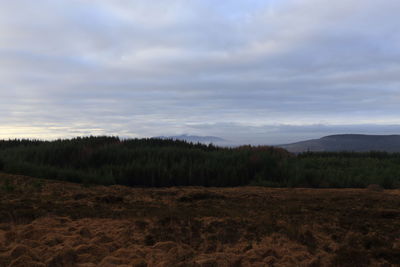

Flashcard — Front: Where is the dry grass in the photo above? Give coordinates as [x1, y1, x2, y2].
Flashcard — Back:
[0, 173, 400, 266]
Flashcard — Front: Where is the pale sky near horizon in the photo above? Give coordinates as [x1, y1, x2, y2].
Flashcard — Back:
[1, 0, 400, 144]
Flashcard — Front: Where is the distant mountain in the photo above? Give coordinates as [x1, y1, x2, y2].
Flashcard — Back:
[278, 134, 400, 153]
[154, 134, 226, 144]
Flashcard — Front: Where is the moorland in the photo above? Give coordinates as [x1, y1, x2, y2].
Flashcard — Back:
[1, 173, 399, 266]
[0, 136, 400, 266]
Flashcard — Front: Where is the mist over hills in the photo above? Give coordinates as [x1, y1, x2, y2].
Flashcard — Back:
[154, 134, 227, 144]
[279, 134, 400, 153]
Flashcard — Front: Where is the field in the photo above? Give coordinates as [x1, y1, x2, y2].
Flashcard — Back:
[1, 173, 400, 266]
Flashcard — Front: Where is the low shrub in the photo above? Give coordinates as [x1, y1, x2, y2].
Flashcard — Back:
[367, 184, 384, 192]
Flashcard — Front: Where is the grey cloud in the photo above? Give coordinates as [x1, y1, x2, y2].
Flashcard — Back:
[0, 0, 399, 143]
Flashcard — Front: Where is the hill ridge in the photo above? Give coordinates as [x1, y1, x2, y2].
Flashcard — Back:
[279, 134, 400, 153]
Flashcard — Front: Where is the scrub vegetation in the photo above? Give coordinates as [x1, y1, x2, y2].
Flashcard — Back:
[0, 173, 399, 266]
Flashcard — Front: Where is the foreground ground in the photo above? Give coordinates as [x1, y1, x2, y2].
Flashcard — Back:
[0, 173, 399, 266]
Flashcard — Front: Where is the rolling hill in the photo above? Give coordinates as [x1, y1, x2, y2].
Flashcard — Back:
[279, 134, 400, 153]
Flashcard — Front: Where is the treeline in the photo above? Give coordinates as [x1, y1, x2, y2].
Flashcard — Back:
[0, 136, 399, 188]
[285, 152, 400, 188]
[0, 136, 289, 187]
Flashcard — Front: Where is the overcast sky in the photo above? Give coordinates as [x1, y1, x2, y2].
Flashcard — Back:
[1, 0, 399, 144]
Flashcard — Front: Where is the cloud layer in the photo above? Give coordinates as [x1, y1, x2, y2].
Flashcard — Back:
[1, 0, 399, 143]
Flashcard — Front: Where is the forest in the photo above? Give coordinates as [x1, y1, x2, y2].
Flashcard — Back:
[0, 136, 399, 188]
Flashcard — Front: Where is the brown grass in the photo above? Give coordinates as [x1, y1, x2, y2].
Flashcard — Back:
[1, 173, 400, 266]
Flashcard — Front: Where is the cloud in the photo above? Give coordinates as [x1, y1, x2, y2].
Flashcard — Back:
[0, 0, 399, 143]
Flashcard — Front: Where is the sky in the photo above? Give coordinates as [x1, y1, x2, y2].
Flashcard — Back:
[1, 0, 399, 144]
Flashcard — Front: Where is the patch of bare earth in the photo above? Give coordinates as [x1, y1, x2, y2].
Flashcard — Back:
[1, 173, 400, 266]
